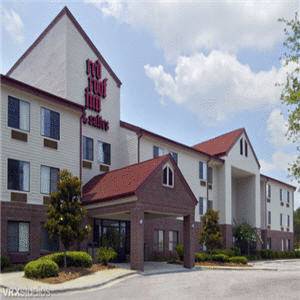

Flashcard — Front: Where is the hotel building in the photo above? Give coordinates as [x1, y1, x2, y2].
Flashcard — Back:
[0, 7, 295, 271]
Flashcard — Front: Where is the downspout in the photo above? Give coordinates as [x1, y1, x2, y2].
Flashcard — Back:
[79, 110, 83, 187]
[137, 130, 142, 163]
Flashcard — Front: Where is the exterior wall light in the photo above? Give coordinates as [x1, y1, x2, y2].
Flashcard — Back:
[139, 219, 143, 225]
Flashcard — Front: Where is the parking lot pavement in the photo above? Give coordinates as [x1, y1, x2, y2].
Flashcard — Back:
[252, 259, 300, 271]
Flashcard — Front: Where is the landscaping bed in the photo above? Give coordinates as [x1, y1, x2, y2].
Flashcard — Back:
[195, 261, 251, 267]
[38, 264, 115, 284]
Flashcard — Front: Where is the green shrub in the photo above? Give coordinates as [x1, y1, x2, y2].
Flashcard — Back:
[175, 244, 184, 261]
[97, 247, 117, 265]
[211, 254, 229, 262]
[212, 249, 235, 257]
[229, 256, 248, 265]
[260, 249, 273, 259]
[1, 256, 11, 270]
[24, 259, 59, 278]
[294, 250, 300, 258]
[42, 251, 92, 268]
[195, 252, 210, 262]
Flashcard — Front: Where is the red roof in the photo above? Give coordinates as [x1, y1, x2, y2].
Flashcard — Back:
[82, 155, 169, 204]
[193, 128, 244, 156]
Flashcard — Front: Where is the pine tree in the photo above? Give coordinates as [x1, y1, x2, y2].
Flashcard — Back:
[45, 170, 90, 268]
[200, 209, 222, 252]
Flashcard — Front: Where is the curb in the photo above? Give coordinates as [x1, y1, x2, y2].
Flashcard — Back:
[0, 271, 138, 295]
[198, 266, 278, 271]
[141, 266, 204, 276]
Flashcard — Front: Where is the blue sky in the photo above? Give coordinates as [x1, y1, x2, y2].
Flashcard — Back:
[1, 1, 299, 207]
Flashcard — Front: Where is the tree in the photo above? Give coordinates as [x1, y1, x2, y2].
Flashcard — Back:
[45, 170, 90, 268]
[199, 209, 222, 252]
[294, 207, 300, 249]
[279, 13, 300, 182]
[233, 223, 257, 255]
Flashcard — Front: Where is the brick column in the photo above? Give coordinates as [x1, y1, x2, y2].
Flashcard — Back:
[183, 214, 195, 268]
[130, 207, 144, 271]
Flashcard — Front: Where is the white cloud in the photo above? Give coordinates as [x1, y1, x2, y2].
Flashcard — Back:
[0, 6, 24, 43]
[86, 0, 298, 61]
[144, 51, 290, 122]
[266, 108, 290, 147]
[260, 151, 296, 173]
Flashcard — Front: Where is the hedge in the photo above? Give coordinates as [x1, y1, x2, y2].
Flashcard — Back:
[24, 259, 59, 279]
[211, 254, 230, 262]
[195, 252, 210, 262]
[1, 256, 11, 270]
[97, 247, 117, 265]
[211, 249, 236, 257]
[257, 250, 300, 260]
[42, 251, 92, 268]
[175, 244, 184, 261]
[228, 256, 248, 265]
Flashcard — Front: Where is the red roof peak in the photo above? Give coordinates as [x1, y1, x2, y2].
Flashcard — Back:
[82, 155, 170, 204]
[193, 128, 245, 157]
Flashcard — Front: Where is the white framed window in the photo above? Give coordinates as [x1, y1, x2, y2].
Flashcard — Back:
[97, 140, 111, 165]
[208, 167, 213, 184]
[154, 230, 164, 252]
[287, 215, 290, 228]
[267, 211, 271, 225]
[281, 239, 284, 251]
[240, 138, 243, 155]
[41, 107, 60, 140]
[280, 189, 283, 202]
[245, 140, 248, 157]
[8, 96, 30, 132]
[162, 165, 174, 187]
[41, 165, 59, 194]
[168, 231, 179, 251]
[83, 136, 94, 161]
[7, 159, 30, 192]
[170, 151, 178, 164]
[153, 145, 165, 158]
[7, 221, 29, 252]
[280, 213, 283, 226]
[287, 191, 290, 203]
[266, 183, 271, 199]
[199, 197, 207, 216]
[199, 161, 207, 180]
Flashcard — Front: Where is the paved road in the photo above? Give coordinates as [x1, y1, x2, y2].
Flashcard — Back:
[51, 260, 300, 300]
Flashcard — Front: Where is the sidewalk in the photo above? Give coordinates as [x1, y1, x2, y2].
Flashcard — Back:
[0, 268, 137, 294]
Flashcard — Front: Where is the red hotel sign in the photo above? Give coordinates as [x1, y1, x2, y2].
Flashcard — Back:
[82, 59, 109, 131]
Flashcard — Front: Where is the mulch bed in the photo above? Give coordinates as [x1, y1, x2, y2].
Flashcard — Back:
[196, 262, 251, 267]
[38, 264, 115, 284]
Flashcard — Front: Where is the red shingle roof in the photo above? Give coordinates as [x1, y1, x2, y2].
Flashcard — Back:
[193, 128, 244, 156]
[82, 155, 169, 204]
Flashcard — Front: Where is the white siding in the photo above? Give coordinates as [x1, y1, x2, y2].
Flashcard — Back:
[0, 85, 80, 205]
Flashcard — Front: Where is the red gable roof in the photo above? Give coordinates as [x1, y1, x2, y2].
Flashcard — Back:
[193, 128, 244, 156]
[82, 155, 169, 204]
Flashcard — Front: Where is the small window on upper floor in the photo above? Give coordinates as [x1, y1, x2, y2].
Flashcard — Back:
[280, 188, 283, 202]
[83, 136, 94, 161]
[153, 145, 165, 158]
[207, 167, 213, 184]
[170, 152, 178, 164]
[240, 138, 243, 155]
[41, 107, 60, 140]
[8, 96, 30, 132]
[287, 191, 290, 203]
[162, 165, 174, 188]
[266, 183, 271, 200]
[199, 161, 207, 181]
[245, 140, 248, 157]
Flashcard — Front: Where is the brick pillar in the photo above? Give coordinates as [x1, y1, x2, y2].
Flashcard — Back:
[183, 214, 195, 269]
[130, 207, 144, 271]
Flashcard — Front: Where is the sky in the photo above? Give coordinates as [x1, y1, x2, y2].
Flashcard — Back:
[1, 0, 299, 208]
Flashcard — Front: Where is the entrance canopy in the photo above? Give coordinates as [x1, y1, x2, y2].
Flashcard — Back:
[82, 155, 197, 270]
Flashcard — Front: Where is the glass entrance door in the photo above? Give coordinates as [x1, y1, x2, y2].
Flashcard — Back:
[94, 219, 130, 262]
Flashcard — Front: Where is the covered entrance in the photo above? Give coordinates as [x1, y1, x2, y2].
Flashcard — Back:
[83, 155, 197, 271]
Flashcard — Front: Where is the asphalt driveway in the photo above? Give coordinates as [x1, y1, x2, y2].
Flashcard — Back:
[53, 260, 300, 300]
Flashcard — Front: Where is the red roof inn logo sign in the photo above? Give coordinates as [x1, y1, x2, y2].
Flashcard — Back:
[82, 59, 109, 131]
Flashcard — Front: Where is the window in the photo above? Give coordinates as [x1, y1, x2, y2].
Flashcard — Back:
[40, 166, 59, 194]
[287, 239, 291, 251]
[7, 221, 29, 252]
[207, 200, 213, 210]
[98, 141, 111, 165]
[168, 231, 179, 251]
[154, 230, 164, 252]
[83, 136, 94, 161]
[245, 140, 248, 157]
[280, 213, 283, 226]
[267, 211, 271, 225]
[280, 189, 283, 202]
[7, 159, 30, 192]
[207, 167, 213, 184]
[281, 239, 284, 251]
[8, 96, 30, 132]
[240, 138, 243, 155]
[287, 215, 290, 228]
[199, 197, 207, 216]
[170, 152, 178, 164]
[41, 107, 60, 140]
[163, 165, 174, 187]
[267, 237, 272, 250]
[199, 161, 207, 180]
[41, 225, 59, 252]
[153, 146, 165, 158]
[266, 183, 271, 199]
[287, 191, 290, 203]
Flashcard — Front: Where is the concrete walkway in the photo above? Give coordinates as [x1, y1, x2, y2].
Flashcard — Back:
[0, 268, 136, 294]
